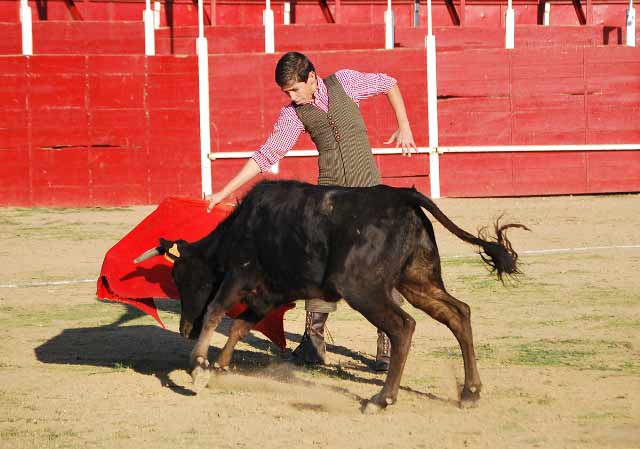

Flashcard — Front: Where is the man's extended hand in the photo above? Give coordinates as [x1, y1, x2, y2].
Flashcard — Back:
[205, 191, 227, 213]
[385, 127, 417, 157]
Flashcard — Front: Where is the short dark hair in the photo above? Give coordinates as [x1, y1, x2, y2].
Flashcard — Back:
[275, 52, 316, 87]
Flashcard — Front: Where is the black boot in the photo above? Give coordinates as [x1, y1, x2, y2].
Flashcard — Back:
[292, 312, 328, 365]
[374, 330, 391, 372]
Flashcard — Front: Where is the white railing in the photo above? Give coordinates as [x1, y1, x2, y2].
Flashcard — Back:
[143, 0, 155, 55]
[197, 0, 213, 197]
[426, 0, 440, 196]
[385, 0, 395, 49]
[263, 0, 275, 53]
[628, 0, 636, 46]
[20, 0, 33, 56]
[208, 144, 640, 198]
[505, 0, 515, 48]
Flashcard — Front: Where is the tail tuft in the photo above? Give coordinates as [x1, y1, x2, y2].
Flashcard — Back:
[477, 217, 531, 282]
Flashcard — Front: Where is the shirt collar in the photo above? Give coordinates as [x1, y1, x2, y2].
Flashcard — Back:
[311, 75, 327, 109]
[291, 75, 328, 110]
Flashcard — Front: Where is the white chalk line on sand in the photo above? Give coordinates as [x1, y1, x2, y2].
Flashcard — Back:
[1, 244, 639, 289]
[0, 279, 96, 289]
[444, 244, 640, 259]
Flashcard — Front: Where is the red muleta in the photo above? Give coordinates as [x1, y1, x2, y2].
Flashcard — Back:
[96, 197, 294, 349]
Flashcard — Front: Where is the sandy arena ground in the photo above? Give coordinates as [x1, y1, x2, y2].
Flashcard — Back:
[1, 193, 639, 449]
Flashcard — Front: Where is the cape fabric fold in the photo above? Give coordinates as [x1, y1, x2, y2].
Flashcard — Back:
[96, 197, 294, 349]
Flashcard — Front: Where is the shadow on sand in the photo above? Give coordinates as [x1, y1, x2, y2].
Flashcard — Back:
[34, 303, 455, 406]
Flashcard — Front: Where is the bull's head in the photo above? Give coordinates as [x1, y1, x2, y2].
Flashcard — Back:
[134, 238, 219, 340]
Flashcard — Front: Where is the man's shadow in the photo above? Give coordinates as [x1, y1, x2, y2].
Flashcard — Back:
[34, 301, 453, 405]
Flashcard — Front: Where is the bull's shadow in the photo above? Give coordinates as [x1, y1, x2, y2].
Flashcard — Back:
[34, 302, 451, 404]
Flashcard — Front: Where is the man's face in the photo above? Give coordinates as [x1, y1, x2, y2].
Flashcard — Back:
[281, 71, 317, 105]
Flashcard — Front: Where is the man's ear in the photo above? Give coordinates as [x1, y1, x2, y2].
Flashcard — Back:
[307, 71, 316, 83]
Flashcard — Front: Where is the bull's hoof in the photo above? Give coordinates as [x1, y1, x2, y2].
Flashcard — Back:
[460, 385, 481, 408]
[362, 401, 385, 414]
[362, 394, 394, 414]
[213, 362, 230, 372]
[191, 366, 211, 392]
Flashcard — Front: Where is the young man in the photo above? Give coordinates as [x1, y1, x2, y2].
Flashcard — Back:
[205, 52, 416, 372]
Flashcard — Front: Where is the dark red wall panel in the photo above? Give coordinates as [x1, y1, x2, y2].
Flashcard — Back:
[0, 0, 633, 31]
[586, 151, 640, 192]
[440, 150, 640, 197]
[32, 22, 145, 55]
[585, 47, 640, 144]
[0, 148, 31, 204]
[0, 109, 29, 152]
[512, 152, 590, 195]
[0, 23, 21, 55]
[440, 152, 517, 197]
[1, 45, 639, 206]
[146, 50, 202, 204]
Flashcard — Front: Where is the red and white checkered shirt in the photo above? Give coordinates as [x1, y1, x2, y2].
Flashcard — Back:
[252, 69, 397, 172]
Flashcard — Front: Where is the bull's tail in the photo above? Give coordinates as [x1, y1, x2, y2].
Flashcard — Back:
[404, 189, 530, 281]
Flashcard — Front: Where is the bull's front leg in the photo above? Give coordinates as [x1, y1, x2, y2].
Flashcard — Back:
[190, 305, 226, 391]
[189, 275, 243, 392]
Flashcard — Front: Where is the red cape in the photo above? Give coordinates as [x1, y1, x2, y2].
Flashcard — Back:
[96, 197, 294, 349]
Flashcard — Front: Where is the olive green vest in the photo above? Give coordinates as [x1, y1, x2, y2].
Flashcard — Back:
[295, 74, 381, 187]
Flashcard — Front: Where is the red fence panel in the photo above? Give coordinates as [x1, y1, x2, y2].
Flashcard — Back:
[0, 23, 21, 55]
[0, 56, 30, 204]
[32, 21, 145, 55]
[1, 46, 639, 206]
[586, 47, 640, 143]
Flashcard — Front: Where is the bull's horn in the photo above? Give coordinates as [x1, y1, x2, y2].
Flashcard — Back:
[133, 247, 162, 264]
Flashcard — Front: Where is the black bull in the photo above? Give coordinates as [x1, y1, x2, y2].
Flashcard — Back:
[135, 180, 528, 412]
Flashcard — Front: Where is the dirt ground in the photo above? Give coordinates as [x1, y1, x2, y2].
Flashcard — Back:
[1, 193, 639, 449]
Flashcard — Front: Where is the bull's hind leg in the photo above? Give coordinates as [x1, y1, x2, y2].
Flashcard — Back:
[398, 262, 482, 406]
[344, 291, 416, 413]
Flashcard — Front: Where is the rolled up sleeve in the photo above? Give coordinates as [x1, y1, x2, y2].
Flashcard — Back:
[335, 69, 398, 103]
[251, 106, 304, 172]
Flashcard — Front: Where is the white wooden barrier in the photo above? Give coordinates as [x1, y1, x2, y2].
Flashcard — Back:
[197, 0, 213, 197]
[20, 0, 33, 56]
[143, 0, 155, 55]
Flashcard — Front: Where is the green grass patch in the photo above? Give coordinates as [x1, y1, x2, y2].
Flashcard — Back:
[515, 343, 595, 367]
[404, 375, 438, 390]
[111, 362, 133, 372]
[430, 338, 639, 374]
[441, 257, 485, 269]
[606, 318, 640, 329]
[0, 302, 155, 328]
[0, 206, 137, 241]
[577, 410, 630, 424]
[6, 221, 126, 241]
[432, 342, 495, 361]
[511, 339, 638, 373]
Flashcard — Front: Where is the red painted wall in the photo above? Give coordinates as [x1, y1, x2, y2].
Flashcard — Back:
[0, 0, 635, 31]
[1, 55, 202, 206]
[1, 47, 639, 206]
[2, 22, 636, 56]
